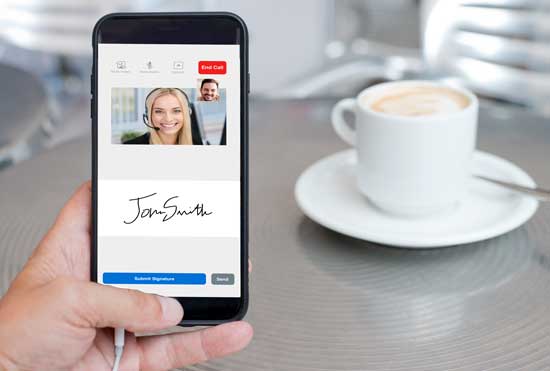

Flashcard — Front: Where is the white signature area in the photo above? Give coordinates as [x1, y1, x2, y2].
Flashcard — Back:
[98, 179, 240, 237]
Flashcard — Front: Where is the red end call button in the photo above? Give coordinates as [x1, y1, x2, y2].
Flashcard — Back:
[198, 61, 226, 74]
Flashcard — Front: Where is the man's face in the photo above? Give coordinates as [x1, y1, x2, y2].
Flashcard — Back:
[201, 82, 218, 101]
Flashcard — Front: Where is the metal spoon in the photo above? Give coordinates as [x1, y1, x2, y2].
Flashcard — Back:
[475, 175, 550, 202]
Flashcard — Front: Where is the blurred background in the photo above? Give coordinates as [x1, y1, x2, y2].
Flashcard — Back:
[0, 0, 549, 167]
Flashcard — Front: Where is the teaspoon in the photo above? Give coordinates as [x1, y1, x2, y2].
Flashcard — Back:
[475, 175, 550, 202]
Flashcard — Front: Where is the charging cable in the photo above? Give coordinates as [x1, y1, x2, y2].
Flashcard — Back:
[112, 327, 125, 371]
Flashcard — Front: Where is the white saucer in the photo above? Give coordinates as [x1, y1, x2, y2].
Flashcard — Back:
[295, 150, 539, 248]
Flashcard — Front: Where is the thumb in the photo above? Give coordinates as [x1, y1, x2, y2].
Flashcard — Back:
[58, 278, 183, 332]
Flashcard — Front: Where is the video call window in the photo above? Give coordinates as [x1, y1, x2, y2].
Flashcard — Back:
[111, 83, 227, 145]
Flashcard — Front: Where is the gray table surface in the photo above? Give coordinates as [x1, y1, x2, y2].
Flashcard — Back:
[1, 98, 550, 370]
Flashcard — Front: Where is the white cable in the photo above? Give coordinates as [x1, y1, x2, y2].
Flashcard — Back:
[112, 327, 125, 371]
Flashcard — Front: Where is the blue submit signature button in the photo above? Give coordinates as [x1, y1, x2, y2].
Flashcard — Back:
[103, 272, 206, 285]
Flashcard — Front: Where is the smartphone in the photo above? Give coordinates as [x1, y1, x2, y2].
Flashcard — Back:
[91, 13, 248, 326]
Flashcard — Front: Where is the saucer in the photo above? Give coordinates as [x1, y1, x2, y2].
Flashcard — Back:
[295, 149, 539, 248]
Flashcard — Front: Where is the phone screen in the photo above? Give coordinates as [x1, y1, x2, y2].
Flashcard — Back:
[95, 41, 242, 299]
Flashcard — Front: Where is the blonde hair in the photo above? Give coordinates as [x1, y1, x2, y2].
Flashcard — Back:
[145, 88, 193, 145]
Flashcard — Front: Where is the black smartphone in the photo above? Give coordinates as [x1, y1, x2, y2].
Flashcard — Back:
[91, 12, 248, 326]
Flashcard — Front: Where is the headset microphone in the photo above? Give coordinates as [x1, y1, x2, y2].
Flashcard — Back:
[142, 113, 161, 130]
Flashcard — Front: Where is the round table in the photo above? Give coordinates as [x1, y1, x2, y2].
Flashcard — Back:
[1, 99, 550, 370]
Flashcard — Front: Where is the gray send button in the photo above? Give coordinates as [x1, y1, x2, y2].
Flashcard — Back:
[211, 273, 235, 285]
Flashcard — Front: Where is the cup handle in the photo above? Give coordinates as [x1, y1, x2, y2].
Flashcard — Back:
[331, 98, 357, 146]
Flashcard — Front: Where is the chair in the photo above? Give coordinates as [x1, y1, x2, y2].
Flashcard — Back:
[189, 102, 207, 145]
[0, 63, 50, 170]
[422, 0, 550, 112]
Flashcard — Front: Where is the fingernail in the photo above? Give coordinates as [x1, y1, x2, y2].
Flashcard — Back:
[158, 296, 184, 322]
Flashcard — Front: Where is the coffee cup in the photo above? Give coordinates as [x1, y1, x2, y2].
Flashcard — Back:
[331, 80, 478, 216]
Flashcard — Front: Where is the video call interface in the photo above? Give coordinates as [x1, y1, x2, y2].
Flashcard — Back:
[97, 44, 241, 297]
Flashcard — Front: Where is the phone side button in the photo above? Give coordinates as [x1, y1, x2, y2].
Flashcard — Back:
[211, 273, 235, 285]
[247, 73, 250, 94]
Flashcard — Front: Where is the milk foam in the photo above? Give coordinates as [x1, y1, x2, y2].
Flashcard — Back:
[369, 86, 470, 117]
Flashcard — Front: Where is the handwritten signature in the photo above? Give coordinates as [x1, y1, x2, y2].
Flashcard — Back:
[123, 192, 213, 224]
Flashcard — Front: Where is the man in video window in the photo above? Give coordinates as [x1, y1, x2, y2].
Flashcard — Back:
[198, 78, 220, 102]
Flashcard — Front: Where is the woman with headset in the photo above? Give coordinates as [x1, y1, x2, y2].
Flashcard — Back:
[124, 88, 200, 145]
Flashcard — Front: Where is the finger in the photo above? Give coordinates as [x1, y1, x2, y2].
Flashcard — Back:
[52, 180, 92, 235]
[137, 321, 253, 371]
[67, 279, 183, 332]
[248, 258, 252, 273]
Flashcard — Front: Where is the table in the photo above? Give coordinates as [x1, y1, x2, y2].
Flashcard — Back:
[1, 99, 549, 370]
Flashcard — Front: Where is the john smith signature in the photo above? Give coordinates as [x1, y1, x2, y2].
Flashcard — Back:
[123, 192, 213, 224]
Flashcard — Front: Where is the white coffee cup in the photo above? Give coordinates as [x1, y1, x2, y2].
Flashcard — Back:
[331, 80, 478, 216]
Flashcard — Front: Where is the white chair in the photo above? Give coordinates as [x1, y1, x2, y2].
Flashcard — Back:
[0, 63, 50, 169]
[422, 0, 550, 112]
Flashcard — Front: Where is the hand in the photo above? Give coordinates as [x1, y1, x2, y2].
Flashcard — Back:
[0, 182, 253, 370]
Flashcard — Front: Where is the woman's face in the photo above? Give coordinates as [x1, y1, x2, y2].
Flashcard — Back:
[151, 94, 184, 135]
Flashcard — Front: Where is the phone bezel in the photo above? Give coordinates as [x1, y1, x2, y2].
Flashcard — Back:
[91, 12, 249, 326]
